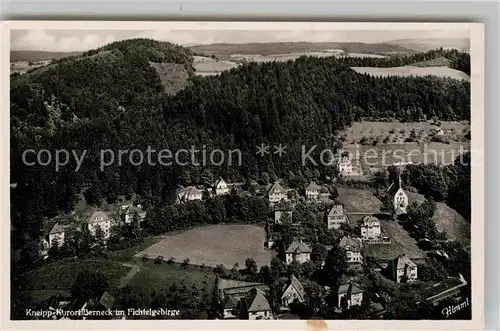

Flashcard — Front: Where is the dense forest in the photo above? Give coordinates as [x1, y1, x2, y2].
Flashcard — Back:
[10, 39, 471, 252]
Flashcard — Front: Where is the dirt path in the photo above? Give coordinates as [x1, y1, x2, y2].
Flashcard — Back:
[118, 262, 140, 288]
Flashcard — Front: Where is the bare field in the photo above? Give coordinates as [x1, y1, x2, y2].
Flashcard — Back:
[341, 120, 470, 143]
[337, 187, 383, 214]
[136, 224, 272, 268]
[406, 192, 470, 243]
[339, 121, 470, 170]
[193, 56, 240, 76]
[351, 66, 470, 81]
[149, 62, 189, 95]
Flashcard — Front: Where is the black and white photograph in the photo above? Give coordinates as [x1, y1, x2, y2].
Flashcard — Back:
[4, 21, 484, 329]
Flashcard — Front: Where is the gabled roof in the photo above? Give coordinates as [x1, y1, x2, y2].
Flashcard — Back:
[328, 205, 344, 217]
[246, 287, 271, 312]
[282, 275, 305, 301]
[339, 236, 362, 250]
[268, 181, 286, 194]
[99, 291, 115, 310]
[361, 215, 380, 226]
[306, 181, 322, 191]
[177, 186, 202, 197]
[89, 211, 111, 224]
[338, 282, 363, 296]
[286, 240, 312, 254]
[224, 295, 239, 310]
[394, 254, 417, 270]
[215, 177, 227, 187]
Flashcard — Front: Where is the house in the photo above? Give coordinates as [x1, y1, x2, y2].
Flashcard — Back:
[339, 236, 363, 264]
[285, 240, 311, 264]
[337, 282, 364, 309]
[120, 204, 146, 224]
[223, 295, 239, 319]
[176, 186, 203, 203]
[214, 177, 230, 196]
[305, 182, 322, 201]
[88, 211, 112, 240]
[48, 222, 76, 247]
[281, 275, 305, 309]
[273, 209, 293, 224]
[360, 216, 381, 240]
[387, 175, 409, 214]
[243, 287, 273, 320]
[326, 205, 347, 229]
[268, 182, 287, 205]
[392, 254, 418, 283]
[40, 239, 50, 259]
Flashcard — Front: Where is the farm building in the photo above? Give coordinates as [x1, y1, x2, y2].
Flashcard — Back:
[285, 240, 312, 264]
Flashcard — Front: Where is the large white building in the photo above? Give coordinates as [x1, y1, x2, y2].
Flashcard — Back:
[88, 211, 112, 240]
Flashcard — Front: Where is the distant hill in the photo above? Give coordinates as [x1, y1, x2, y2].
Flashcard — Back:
[189, 42, 414, 59]
[10, 50, 81, 62]
[386, 38, 470, 52]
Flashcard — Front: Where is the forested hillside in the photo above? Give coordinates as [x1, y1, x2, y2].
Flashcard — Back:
[10, 39, 471, 250]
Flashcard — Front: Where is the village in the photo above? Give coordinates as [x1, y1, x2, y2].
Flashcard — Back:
[30, 151, 470, 321]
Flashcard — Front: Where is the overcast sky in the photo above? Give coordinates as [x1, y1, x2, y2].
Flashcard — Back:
[11, 29, 469, 52]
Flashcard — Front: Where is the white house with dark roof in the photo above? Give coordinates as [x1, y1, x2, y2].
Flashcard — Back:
[88, 211, 112, 240]
[214, 177, 230, 196]
[285, 240, 311, 264]
[305, 181, 322, 201]
[360, 216, 381, 240]
[337, 282, 364, 309]
[387, 175, 409, 214]
[326, 204, 347, 229]
[268, 181, 287, 205]
[392, 254, 418, 283]
[281, 275, 305, 309]
[339, 236, 363, 264]
[176, 186, 203, 203]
